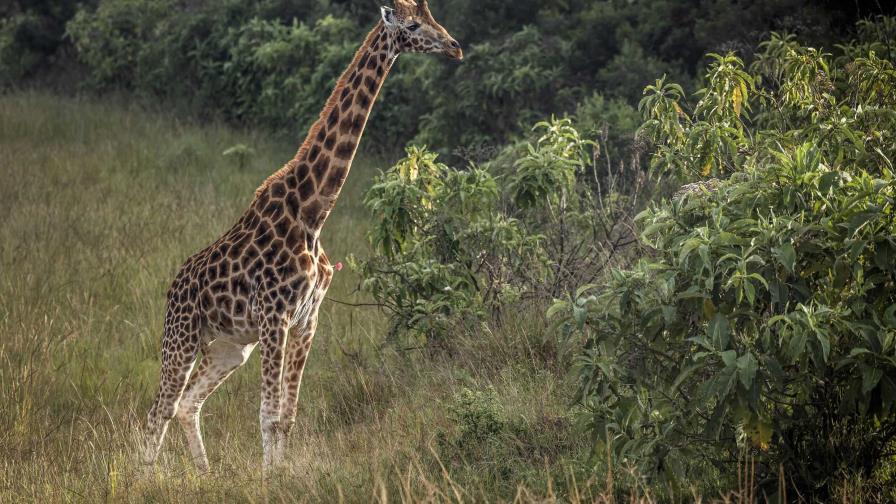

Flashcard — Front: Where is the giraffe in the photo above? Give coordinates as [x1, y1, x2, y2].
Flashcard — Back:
[142, 0, 462, 473]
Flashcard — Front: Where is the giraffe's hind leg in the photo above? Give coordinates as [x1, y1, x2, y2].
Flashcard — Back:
[176, 339, 256, 472]
[143, 309, 200, 469]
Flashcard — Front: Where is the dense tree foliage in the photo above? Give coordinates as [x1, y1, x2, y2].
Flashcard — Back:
[3, 0, 893, 154]
[0, 0, 92, 81]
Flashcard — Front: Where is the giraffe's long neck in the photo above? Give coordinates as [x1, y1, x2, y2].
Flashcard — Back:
[256, 21, 398, 236]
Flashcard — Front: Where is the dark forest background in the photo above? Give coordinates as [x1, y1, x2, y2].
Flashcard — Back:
[3, 0, 894, 157]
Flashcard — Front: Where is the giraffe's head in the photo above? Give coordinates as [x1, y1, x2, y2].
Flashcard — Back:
[381, 0, 463, 61]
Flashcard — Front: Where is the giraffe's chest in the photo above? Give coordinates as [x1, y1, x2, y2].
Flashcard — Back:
[287, 283, 320, 329]
[288, 258, 333, 327]
[199, 231, 332, 340]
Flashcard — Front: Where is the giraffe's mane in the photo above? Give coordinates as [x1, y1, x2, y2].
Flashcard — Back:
[254, 21, 386, 197]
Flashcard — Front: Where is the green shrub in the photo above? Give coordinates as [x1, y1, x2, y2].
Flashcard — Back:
[447, 386, 506, 443]
[414, 26, 576, 149]
[66, 0, 177, 89]
[67, 0, 360, 132]
[435, 383, 578, 488]
[595, 40, 678, 105]
[205, 14, 358, 130]
[355, 117, 645, 344]
[221, 143, 255, 170]
[552, 19, 896, 499]
[354, 146, 543, 341]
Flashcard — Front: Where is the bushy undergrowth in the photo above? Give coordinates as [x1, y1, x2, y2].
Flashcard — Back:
[550, 18, 896, 499]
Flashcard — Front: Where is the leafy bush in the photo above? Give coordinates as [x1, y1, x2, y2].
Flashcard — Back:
[355, 118, 644, 344]
[354, 146, 542, 341]
[65, 0, 151, 85]
[552, 19, 896, 499]
[435, 384, 577, 487]
[414, 26, 576, 149]
[446, 386, 506, 443]
[573, 92, 641, 166]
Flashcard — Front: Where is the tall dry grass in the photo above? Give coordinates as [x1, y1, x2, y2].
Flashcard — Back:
[0, 91, 602, 502]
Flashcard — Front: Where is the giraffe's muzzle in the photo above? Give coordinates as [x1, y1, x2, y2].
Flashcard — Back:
[446, 39, 463, 60]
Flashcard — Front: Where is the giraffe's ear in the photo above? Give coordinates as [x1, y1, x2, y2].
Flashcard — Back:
[381, 6, 397, 27]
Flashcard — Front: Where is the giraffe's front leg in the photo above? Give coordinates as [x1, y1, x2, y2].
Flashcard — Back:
[277, 254, 332, 457]
[278, 317, 318, 456]
[259, 317, 289, 472]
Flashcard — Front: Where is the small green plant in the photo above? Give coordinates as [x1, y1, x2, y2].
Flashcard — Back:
[222, 143, 255, 170]
[638, 53, 755, 179]
[436, 384, 577, 486]
[447, 386, 506, 443]
[508, 118, 591, 210]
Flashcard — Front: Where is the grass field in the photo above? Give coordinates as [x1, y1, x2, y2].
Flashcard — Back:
[0, 91, 602, 502]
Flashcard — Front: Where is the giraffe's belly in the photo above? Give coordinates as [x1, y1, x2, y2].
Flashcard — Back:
[202, 325, 260, 347]
[202, 271, 321, 342]
[286, 248, 333, 329]
[207, 287, 318, 346]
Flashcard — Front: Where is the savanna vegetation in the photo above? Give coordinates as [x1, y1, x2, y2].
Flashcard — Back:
[2, 0, 896, 502]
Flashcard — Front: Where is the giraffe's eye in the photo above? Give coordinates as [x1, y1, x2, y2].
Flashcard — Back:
[408, 23, 420, 32]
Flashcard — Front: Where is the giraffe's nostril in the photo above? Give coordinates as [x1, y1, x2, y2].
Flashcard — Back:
[449, 40, 461, 49]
